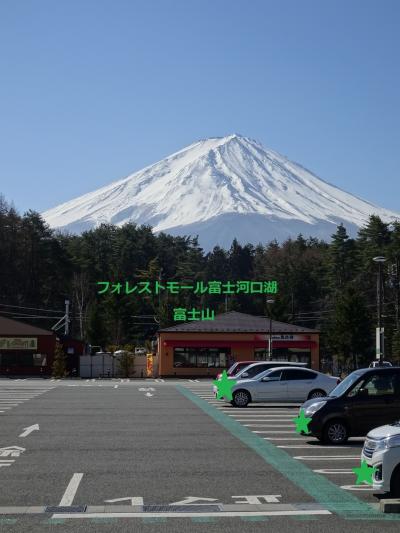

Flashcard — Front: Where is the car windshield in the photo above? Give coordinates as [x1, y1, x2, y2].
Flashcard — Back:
[328, 370, 363, 397]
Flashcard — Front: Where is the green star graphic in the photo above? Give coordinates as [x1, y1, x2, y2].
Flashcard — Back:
[353, 460, 377, 485]
[293, 409, 312, 434]
[213, 370, 237, 400]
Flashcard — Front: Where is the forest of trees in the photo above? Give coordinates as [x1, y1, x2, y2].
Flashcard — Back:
[1, 194, 400, 370]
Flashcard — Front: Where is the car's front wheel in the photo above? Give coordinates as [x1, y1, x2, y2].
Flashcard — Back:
[232, 390, 251, 407]
[308, 389, 326, 400]
[322, 420, 348, 444]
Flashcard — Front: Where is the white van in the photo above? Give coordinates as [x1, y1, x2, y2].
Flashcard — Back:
[361, 421, 400, 496]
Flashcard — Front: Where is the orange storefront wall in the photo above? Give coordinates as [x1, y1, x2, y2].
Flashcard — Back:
[158, 332, 319, 377]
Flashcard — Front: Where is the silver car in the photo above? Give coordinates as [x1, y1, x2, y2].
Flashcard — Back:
[213, 361, 307, 395]
[227, 366, 340, 407]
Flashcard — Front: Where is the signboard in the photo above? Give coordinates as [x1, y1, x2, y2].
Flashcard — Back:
[255, 334, 310, 342]
[0, 337, 37, 350]
[146, 353, 153, 377]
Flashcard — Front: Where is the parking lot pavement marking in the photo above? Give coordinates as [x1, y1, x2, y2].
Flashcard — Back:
[58, 473, 84, 506]
[176, 384, 383, 519]
[264, 437, 310, 441]
[219, 409, 297, 413]
[19, 423, 39, 438]
[243, 424, 293, 427]
[294, 456, 360, 461]
[105, 497, 144, 506]
[340, 486, 376, 491]
[50, 510, 332, 519]
[314, 469, 354, 475]
[253, 429, 293, 435]
[279, 445, 352, 449]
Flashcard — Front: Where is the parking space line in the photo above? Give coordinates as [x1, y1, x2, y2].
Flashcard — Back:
[278, 445, 354, 449]
[234, 418, 294, 421]
[51, 510, 332, 519]
[58, 473, 84, 506]
[255, 430, 295, 433]
[314, 469, 354, 474]
[264, 437, 310, 441]
[294, 456, 359, 461]
[244, 424, 293, 428]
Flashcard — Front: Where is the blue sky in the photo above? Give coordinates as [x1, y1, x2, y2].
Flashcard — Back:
[0, 0, 399, 214]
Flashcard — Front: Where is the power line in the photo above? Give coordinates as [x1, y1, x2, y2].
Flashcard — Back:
[0, 311, 63, 319]
[0, 303, 62, 313]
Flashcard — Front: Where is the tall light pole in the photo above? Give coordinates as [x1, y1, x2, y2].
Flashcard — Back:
[266, 299, 274, 361]
[373, 256, 386, 365]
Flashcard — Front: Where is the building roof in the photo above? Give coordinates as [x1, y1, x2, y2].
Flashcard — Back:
[0, 316, 55, 336]
[159, 311, 318, 334]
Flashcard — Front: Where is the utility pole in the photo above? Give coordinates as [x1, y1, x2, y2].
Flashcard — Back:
[373, 256, 386, 365]
[266, 299, 274, 361]
[64, 300, 70, 336]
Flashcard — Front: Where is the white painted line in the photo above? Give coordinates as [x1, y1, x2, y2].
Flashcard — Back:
[278, 445, 352, 449]
[19, 424, 39, 438]
[105, 497, 144, 505]
[244, 424, 293, 428]
[0, 460, 15, 463]
[219, 409, 296, 413]
[265, 437, 313, 441]
[294, 456, 360, 461]
[314, 469, 354, 474]
[255, 431, 295, 434]
[235, 418, 293, 421]
[59, 473, 84, 506]
[340, 485, 376, 491]
[228, 414, 294, 417]
[52, 510, 332, 519]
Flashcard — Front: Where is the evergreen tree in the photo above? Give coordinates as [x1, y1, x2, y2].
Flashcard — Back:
[52, 341, 67, 378]
[118, 350, 135, 378]
[328, 285, 372, 370]
[87, 304, 109, 349]
[327, 224, 357, 291]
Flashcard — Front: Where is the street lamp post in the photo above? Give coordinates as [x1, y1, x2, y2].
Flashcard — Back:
[373, 256, 386, 365]
[266, 299, 275, 361]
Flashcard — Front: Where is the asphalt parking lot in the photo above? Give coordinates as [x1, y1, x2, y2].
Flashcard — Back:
[1, 378, 400, 532]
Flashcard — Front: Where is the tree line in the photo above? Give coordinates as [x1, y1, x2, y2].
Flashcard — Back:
[1, 194, 400, 370]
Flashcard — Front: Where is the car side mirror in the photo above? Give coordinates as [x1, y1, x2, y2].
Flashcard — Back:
[261, 376, 278, 382]
[241, 372, 249, 378]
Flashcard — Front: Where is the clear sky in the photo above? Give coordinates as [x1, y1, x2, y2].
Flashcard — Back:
[0, 0, 399, 214]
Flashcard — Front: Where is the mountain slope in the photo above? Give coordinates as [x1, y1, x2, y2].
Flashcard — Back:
[42, 134, 400, 249]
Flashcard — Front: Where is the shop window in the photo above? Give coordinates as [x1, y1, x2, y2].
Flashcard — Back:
[33, 353, 47, 367]
[254, 347, 311, 366]
[173, 347, 230, 368]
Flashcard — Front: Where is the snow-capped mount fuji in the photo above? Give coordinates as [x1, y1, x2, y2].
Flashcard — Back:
[42, 134, 399, 250]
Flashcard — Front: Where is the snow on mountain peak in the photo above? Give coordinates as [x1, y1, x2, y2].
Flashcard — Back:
[42, 134, 400, 249]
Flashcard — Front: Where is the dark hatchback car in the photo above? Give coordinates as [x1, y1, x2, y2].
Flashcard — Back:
[301, 367, 400, 444]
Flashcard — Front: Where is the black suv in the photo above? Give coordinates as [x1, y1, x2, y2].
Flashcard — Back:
[301, 367, 400, 444]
